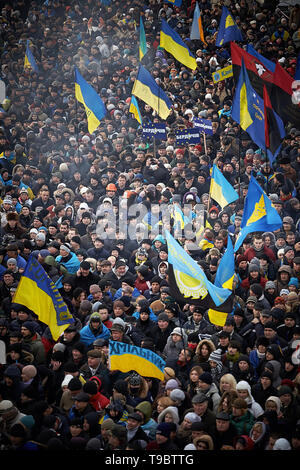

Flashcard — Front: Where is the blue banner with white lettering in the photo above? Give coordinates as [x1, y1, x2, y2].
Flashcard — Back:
[175, 128, 202, 144]
[142, 122, 167, 140]
[193, 118, 213, 135]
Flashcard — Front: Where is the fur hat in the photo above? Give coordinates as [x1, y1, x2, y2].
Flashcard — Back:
[6, 212, 19, 221]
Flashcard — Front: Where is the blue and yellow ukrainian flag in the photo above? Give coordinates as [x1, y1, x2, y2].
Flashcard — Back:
[173, 204, 185, 231]
[75, 67, 106, 134]
[214, 236, 235, 290]
[234, 175, 282, 252]
[13, 255, 74, 340]
[160, 19, 197, 70]
[165, 230, 231, 307]
[139, 16, 147, 61]
[215, 6, 243, 47]
[129, 95, 143, 124]
[210, 164, 239, 209]
[24, 40, 39, 73]
[109, 341, 166, 380]
[231, 59, 267, 151]
[132, 65, 172, 120]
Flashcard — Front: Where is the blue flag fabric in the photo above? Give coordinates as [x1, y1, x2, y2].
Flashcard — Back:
[234, 176, 282, 252]
[215, 6, 243, 47]
[246, 44, 276, 73]
[231, 60, 285, 164]
[295, 52, 300, 80]
[165, 230, 231, 307]
[214, 236, 235, 290]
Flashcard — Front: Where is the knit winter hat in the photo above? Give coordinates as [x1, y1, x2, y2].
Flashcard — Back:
[165, 379, 180, 390]
[184, 412, 202, 423]
[208, 349, 222, 363]
[199, 372, 213, 385]
[170, 389, 185, 403]
[265, 281, 275, 290]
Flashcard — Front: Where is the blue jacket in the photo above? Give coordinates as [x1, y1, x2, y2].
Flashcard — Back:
[79, 312, 111, 346]
[55, 252, 80, 275]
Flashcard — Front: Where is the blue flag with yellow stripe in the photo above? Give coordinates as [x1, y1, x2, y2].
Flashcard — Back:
[132, 65, 172, 120]
[75, 67, 106, 134]
[215, 6, 243, 47]
[210, 164, 239, 209]
[234, 176, 282, 252]
[214, 236, 235, 290]
[129, 95, 142, 124]
[24, 40, 39, 73]
[13, 255, 74, 340]
[165, 230, 231, 307]
[160, 19, 197, 70]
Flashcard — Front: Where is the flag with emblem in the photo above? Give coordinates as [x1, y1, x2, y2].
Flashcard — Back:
[234, 176, 282, 252]
[215, 6, 243, 47]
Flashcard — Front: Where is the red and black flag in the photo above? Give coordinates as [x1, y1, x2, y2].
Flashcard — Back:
[263, 85, 285, 165]
[231, 42, 300, 128]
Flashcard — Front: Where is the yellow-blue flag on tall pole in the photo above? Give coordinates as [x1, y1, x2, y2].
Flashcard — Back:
[129, 95, 143, 124]
[214, 236, 235, 290]
[132, 65, 172, 120]
[139, 15, 147, 61]
[234, 175, 282, 252]
[160, 19, 197, 70]
[13, 255, 75, 341]
[215, 6, 243, 47]
[75, 67, 106, 134]
[210, 164, 239, 209]
[190, 2, 207, 45]
[109, 341, 166, 380]
[24, 40, 39, 73]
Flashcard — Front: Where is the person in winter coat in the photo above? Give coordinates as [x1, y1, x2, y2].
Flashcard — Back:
[249, 421, 269, 450]
[134, 401, 158, 441]
[132, 307, 157, 345]
[82, 377, 110, 412]
[194, 339, 216, 367]
[55, 245, 81, 276]
[163, 327, 188, 362]
[236, 380, 264, 419]
[20, 321, 46, 365]
[232, 354, 256, 387]
[125, 412, 149, 448]
[83, 411, 102, 439]
[125, 373, 153, 408]
[251, 371, 279, 408]
[230, 398, 255, 436]
[197, 372, 221, 414]
[0, 364, 23, 403]
[150, 313, 174, 353]
[274, 265, 293, 296]
[157, 405, 180, 428]
[79, 312, 110, 347]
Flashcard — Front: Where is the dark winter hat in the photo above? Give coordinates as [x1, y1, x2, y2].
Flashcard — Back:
[67, 377, 82, 391]
[156, 422, 172, 438]
[74, 392, 90, 402]
[22, 321, 36, 334]
[216, 412, 230, 421]
[199, 372, 213, 385]
[192, 393, 208, 404]
[83, 381, 98, 395]
[127, 412, 143, 423]
[157, 313, 170, 322]
[278, 385, 294, 397]
[260, 371, 273, 381]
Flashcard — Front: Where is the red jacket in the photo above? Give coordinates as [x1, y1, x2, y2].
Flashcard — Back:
[244, 246, 276, 262]
[88, 376, 110, 411]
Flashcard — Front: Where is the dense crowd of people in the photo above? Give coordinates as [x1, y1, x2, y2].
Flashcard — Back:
[0, 0, 299, 452]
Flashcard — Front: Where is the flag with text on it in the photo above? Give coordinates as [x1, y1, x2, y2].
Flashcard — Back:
[231, 59, 285, 166]
[233, 175, 282, 253]
[13, 255, 74, 341]
[109, 341, 166, 380]
[75, 67, 106, 134]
